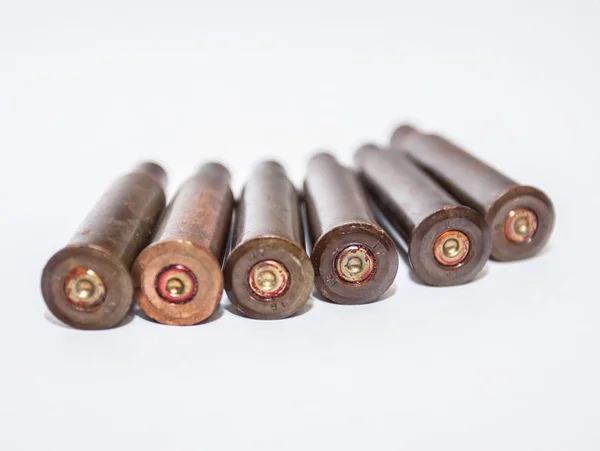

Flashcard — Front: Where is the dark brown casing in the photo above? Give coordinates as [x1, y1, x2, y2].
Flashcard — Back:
[391, 125, 555, 261]
[41, 162, 167, 329]
[132, 163, 234, 325]
[355, 145, 491, 286]
[224, 161, 314, 319]
[304, 152, 398, 304]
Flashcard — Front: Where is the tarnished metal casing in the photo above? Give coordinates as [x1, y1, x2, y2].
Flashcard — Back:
[41, 162, 167, 329]
[391, 125, 555, 261]
[224, 161, 314, 319]
[132, 163, 234, 325]
[355, 145, 491, 286]
[304, 152, 398, 304]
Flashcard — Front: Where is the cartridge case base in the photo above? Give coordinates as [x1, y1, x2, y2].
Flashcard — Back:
[410, 206, 491, 286]
[487, 185, 555, 261]
[41, 245, 134, 329]
[133, 240, 223, 326]
[224, 237, 314, 320]
[311, 222, 398, 304]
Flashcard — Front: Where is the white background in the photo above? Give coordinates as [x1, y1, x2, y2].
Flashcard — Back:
[1, 1, 599, 450]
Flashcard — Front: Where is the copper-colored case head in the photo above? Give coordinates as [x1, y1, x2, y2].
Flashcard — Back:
[132, 163, 233, 326]
[304, 153, 398, 304]
[41, 162, 167, 329]
[485, 185, 554, 261]
[42, 245, 135, 329]
[133, 242, 224, 325]
[390, 125, 555, 261]
[224, 161, 314, 319]
[355, 145, 491, 286]
[225, 236, 314, 319]
[408, 206, 491, 286]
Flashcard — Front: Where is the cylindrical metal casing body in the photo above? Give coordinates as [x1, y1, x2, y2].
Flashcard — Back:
[355, 145, 491, 286]
[304, 153, 398, 304]
[224, 161, 314, 319]
[41, 162, 167, 329]
[132, 163, 234, 325]
[391, 125, 555, 261]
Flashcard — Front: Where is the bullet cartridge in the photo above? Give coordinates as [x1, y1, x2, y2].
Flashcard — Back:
[224, 161, 314, 319]
[132, 163, 234, 325]
[304, 152, 398, 304]
[41, 162, 167, 329]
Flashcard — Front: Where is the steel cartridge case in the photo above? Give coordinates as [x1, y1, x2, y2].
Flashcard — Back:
[132, 163, 234, 325]
[391, 125, 555, 261]
[355, 146, 491, 286]
[304, 153, 398, 304]
[41, 162, 167, 329]
[224, 161, 314, 319]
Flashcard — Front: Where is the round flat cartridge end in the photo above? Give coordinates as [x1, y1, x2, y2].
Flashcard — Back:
[311, 222, 398, 305]
[224, 237, 314, 320]
[41, 245, 134, 329]
[133, 241, 223, 326]
[410, 206, 491, 286]
[487, 186, 555, 261]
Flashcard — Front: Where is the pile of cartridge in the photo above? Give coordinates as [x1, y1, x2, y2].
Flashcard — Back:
[42, 124, 555, 329]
